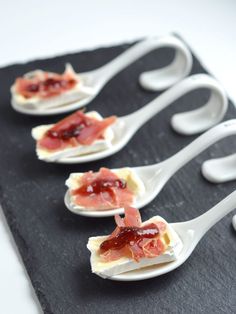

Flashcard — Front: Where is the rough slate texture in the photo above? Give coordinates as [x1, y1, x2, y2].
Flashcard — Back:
[0, 37, 236, 314]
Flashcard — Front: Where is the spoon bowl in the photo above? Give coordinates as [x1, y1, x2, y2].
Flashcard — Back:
[111, 221, 194, 281]
[12, 85, 98, 116]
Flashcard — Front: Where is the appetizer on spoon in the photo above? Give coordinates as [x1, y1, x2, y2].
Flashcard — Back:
[32, 110, 116, 162]
[11, 64, 94, 113]
[11, 35, 192, 116]
[87, 191, 236, 281]
[65, 167, 145, 216]
[32, 74, 227, 163]
[88, 207, 182, 279]
[65, 119, 236, 217]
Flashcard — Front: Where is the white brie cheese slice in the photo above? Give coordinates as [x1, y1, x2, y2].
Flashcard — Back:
[32, 111, 114, 162]
[66, 167, 146, 211]
[87, 216, 183, 278]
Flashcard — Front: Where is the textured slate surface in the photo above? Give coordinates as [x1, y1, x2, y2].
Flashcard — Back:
[0, 38, 236, 314]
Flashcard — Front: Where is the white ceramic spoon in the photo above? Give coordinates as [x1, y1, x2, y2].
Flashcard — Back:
[109, 190, 236, 281]
[65, 119, 236, 217]
[56, 74, 227, 164]
[12, 35, 192, 116]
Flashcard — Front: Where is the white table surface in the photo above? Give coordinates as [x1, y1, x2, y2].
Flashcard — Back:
[1, 1, 235, 313]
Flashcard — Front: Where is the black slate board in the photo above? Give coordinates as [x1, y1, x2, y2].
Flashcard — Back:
[0, 37, 236, 314]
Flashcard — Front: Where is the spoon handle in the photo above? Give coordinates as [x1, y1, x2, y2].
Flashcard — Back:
[166, 120, 236, 176]
[123, 74, 226, 134]
[95, 35, 190, 86]
[189, 190, 236, 239]
[202, 153, 236, 183]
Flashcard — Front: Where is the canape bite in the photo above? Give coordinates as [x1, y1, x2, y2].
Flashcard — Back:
[32, 111, 116, 161]
[11, 64, 93, 109]
[66, 167, 145, 211]
[87, 207, 183, 278]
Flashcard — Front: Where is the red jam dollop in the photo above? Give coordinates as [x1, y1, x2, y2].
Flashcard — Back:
[100, 223, 159, 252]
[99, 207, 167, 262]
[38, 111, 116, 151]
[46, 121, 90, 140]
[71, 168, 134, 210]
[15, 69, 78, 99]
[74, 178, 127, 196]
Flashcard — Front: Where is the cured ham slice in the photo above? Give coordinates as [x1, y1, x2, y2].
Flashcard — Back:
[100, 207, 167, 262]
[15, 66, 78, 99]
[71, 168, 135, 210]
[38, 111, 116, 152]
[122, 206, 142, 227]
